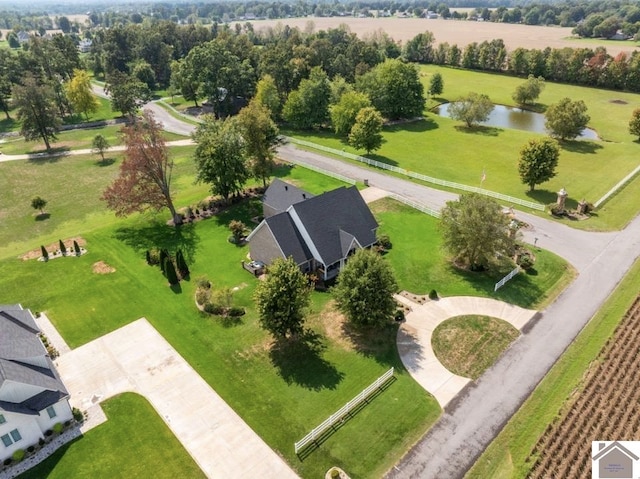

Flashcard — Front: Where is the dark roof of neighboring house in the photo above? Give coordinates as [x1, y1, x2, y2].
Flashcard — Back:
[263, 179, 314, 215]
[0, 305, 69, 413]
[264, 213, 313, 265]
[293, 186, 378, 265]
[593, 441, 640, 461]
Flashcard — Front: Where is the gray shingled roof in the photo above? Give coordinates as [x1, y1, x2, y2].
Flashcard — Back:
[265, 213, 313, 264]
[292, 186, 378, 265]
[263, 179, 314, 215]
[0, 306, 69, 413]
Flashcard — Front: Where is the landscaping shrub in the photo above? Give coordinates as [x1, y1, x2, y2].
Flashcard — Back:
[27, 445, 35, 453]
[64, 420, 71, 427]
[53, 422, 63, 434]
[12, 449, 24, 462]
[73, 240, 81, 256]
[195, 288, 211, 306]
[3, 458, 11, 466]
[38, 438, 45, 446]
[72, 407, 84, 422]
[229, 220, 247, 243]
[164, 258, 179, 285]
[176, 249, 190, 278]
[40, 245, 48, 260]
[159, 249, 169, 274]
[59, 239, 67, 255]
[203, 303, 224, 315]
[146, 248, 160, 265]
[377, 234, 393, 250]
[330, 469, 340, 479]
[45, 429, 53, 437]
[228, 307, 246, 317]
[394, 309, 405, 322]
[547, 203, 564, 216]
[518, 254, 535, 270]
[195, 276, 211, 290]
[429, 289, 438, 300]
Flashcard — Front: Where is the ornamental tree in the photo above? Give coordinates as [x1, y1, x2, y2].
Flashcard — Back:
[349, 107, 384, 154]
[512, 75, 545, 107]
[629, 108, 640, 140]
[518, 138, 560, 191]
[332, 249, 398, 327]
[102, 111, 182, 225]
[31, 196, 47, 215]
[254, 257, 310, 339]
[448, 92, 494, 128]
[66, 69, 100, 119]
[440, 193, 514, 271]
[330, 91, 371, 136]
[545, 97, 590, 140]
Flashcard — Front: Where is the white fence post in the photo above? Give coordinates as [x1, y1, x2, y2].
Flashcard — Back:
[494, 266, 521, 292]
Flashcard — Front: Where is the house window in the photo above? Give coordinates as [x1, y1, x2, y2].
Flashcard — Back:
[1, 429, 20, 447]
[0, 414, 6, 424]
[9, 429, 21, 443]
[46, 406, 56, 419]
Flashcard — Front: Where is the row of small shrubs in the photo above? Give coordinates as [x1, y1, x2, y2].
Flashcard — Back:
[2, 419, 75, 468]
[146, 248, 190, 286]
[39, 333, 59, 359]
[40, 240, 82, 261]
[177, 188, 266, 224]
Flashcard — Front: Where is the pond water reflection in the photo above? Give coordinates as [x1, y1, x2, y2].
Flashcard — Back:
[434, 103, 599, 140]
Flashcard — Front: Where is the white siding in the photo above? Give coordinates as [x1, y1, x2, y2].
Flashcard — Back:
[35, 399, 73, 433]
[0, 413, 42, 460]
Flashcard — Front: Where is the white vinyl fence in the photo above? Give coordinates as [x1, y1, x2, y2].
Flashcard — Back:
[288, 138, 545, 211]
[288, 159, 356, 185]
[294, 367, 394, 454]
[494, 266, 521, 292]
[389, 194, 441, 218]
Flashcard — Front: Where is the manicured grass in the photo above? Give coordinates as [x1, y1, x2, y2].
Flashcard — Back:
[466, 257, 640, 479]
[18, 393, 206, 479]
[155, 99, 202, 125]
[370, 198, 574, 309]
[0, 125, 187, 155]
[284, 67, 640, 231]
[431, 315, 519, 380]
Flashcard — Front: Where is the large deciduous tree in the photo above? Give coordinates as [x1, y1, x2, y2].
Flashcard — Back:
[348, 107, 384, 154]
[332, 249, 398, 327]
[545, 97, 590, 140]
[356, 59, 425, 120]
[102, 111, 182, 225]
[330, 91, 371, 136]
[254, 74, 281, 120]
[235, 99, 279, 187]
[518, 138, 560, 191]
[254, 257, 310, 339]
[448, 92, 494, 128]
[629, 108, 640, 140]
[440, 193, 514, 271]
[192, 115, 249, 203]
[428, 72, 444, 96]
[105, 70, 151, 119]
[66, 69, 100, 119]
[12, 75, 61, 151]
[512, 75, 545, 107]
[403, 31, 435, 63]
[282, 67, 330, 129]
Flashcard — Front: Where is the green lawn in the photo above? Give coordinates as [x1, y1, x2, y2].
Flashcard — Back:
[0, 124, 187, 156]
[284, 67, 640, 231]
[18, 393, 206, 479]
[466, 257, 640, 479]
[370, 198, 574, 309]
[431, 315, 519, 380]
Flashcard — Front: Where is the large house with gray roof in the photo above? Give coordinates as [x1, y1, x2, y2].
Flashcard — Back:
[247, 182, 378, 280]
[0, 305, 72, 460]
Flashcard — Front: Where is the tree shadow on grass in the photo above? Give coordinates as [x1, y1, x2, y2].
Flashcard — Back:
[114, 221, 200, 262]
[341, 321, 401, 367]
[454, 125, 501, 136]
[525, 188, 557, 204]
[269, 330, 344, 391]
[170, 282, 182, 294]
[35, 213, 50, 221]
[385, 117, 439, 134]
[95, 157, 116, 167]
[560, 140, 603, 154]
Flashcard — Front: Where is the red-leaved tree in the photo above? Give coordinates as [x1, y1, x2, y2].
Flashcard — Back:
[102, 111, 182, 225]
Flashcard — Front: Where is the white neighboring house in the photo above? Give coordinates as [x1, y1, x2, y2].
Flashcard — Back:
[78, 39, 93, 53]
[0, 305, 72, 460]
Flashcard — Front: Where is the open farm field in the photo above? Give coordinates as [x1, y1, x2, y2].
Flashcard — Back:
[241, 17, 639, 56]
[467, 258, 640, 479]
[286, 66, 640, 231]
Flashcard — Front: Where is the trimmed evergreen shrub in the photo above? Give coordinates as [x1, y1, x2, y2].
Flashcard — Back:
[203, 303, 224, 315]
[165, 258, 179, 285]
[394, 309, 405, 322]
[52, 422, 63, 434]
[72, 407, 84, 422]
[3, 458, 11, 466]
[12, 449, 24, 462]
[146, 250, 151, 264]
[377, 234, 392, 249]
[228, 307, 246, 317]
[40, 245, 48, 260]
[38, 438, 45, 446]
[159, 249, 168, 274]
[176, 249, 190, 278]
[27, 445, 35, 453]
[73, 240, 81, 256]
[429, 289, 438, 300]
[59, 239, 66, 255]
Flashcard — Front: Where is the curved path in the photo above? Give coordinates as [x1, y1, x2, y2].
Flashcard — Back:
[395, 295, 537, 408]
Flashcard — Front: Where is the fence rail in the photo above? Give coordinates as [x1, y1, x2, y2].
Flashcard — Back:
[594, 163, 640, 208]
[288, 138, 545, 211]
[294, 367, 394, 454]
[389, 194, 441, 218]
[289, 159, 356, 185]
[494, 266, 521, 292]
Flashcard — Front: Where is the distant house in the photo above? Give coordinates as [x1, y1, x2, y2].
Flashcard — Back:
[425, 11, 439, 19]
[592, 441, 638, 479]
[16, 31, 30, 44]
[609, 30, 630, 41]
[248, 182, 378, 280]
[78, 39, 93, 53]
[0, 305, 73, 461]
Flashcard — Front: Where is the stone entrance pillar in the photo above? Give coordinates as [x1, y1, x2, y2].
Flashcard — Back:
[556, 187, 568, 214]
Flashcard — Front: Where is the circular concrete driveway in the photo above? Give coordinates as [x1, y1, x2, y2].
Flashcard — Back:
[395, 295, 538, 408]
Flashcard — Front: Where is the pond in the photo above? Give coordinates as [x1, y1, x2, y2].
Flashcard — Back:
[434, 103, 599, 140]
